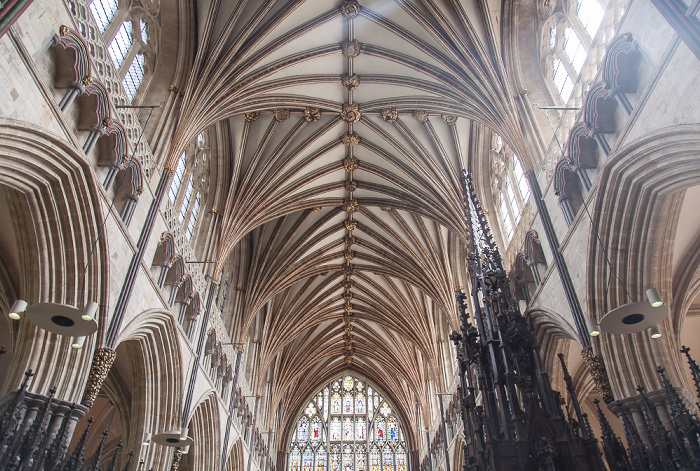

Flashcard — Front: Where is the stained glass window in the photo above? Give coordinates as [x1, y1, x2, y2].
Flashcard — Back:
[355, 418, 365, 441]
[375, 417, 385, 443]
[370, 446, 381, 471]
[311, 417, 322, 443]
[387, 418, 398, 442]
[344, 393, 354, 414]
[382, 448, 393, 471]
[343, 418, 353, 441]
[317, 447, 327, 471]
[299, 417, 309, 442]
[343, 445, 353, 471]
[330, 418, 341, 441]
[304, 449, 314, 471]
[356, 448, 367, 471]
[289, 376, 407, 471]
[395, 446, 406, 471]
[291, 446, 301, 471]
[331, 391, 342, 414]
[356, 393, 366, 414]
[330, 445, 341, 471]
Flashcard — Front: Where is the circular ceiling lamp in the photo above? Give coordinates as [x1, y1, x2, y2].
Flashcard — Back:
[152, 430, 194, 448]
[24, 303, 98, 336]
[599, 289, 668, 335]
[7, 301, 99, 348]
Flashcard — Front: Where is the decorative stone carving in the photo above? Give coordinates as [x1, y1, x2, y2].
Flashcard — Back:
[344, 250, 355, 261]
[344, 220, 357, 231]
[273, 109, 290, 121]
[341, 102, 361, 123]
[343, 156, 359, 172]
[342, 279, 354, 289]
[312, 206, 321, 212]
[81, 347, 117, 407]
[245, 111, 260, 122]
[381, 108, 398, 123]
[412, 110, 429, 123]
[344, 235, 356, 246]
[340, 0, 361, 18]
[59, 25, 70, 36]
[380, 206, 393, 212]
[341, 132, 361, 146]
[343, 198, 358, 213]
[344, 181, 357, 192]
[344, 292, 353, 301]
[442, 114, 458, 125]
[341, 74, 361, 90]
[340, 40, 362, 58]
[344, 302, 353, 312]
[170, 448, 183, 471]
[581, 347, 614, 403]
[304, 107, 321, 122]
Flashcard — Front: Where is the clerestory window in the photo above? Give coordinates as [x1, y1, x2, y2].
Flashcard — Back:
[89, 0, 155, 102]
[542, 0, 616, 104]
[492, 135, 531, 244]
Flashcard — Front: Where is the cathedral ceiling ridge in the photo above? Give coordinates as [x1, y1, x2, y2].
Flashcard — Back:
[173, 0, 530, 179]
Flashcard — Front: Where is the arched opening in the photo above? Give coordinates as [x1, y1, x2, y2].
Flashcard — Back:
[286, 375, 409, 471]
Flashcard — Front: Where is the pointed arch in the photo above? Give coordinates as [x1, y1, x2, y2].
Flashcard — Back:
[0, 119, 109, 401]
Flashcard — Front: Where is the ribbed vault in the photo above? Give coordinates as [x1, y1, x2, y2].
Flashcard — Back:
[161, 0, 523, 453]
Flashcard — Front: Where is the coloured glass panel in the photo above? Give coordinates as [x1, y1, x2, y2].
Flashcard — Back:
[288, 376, 406, 471]
[303, 448, 314, 471]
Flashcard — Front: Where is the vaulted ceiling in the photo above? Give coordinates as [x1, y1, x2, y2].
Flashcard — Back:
[167, 0, 528, 443]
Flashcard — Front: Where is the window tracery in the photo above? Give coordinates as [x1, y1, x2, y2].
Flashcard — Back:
[491, 135, 531, 244]
[167, 133, 209, 245]
[289, 376, 407, 471]
[541, 0, 611, 104]
[89, 0, 156, 101]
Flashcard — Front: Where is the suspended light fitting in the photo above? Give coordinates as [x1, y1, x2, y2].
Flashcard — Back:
[599, 288, 668, 335]
[142, 433, 151, 446]
[152, 427, 193, 448]
[7, 301, 99, 345]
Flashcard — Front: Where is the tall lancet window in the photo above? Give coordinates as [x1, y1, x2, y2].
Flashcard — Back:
[167, 133, 210, 245]
[289, 375, 407, 471]
[491, 135, 531, 244]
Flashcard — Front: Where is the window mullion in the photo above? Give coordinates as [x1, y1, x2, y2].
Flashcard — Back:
[503, 190, 518, 232]
[558, 52, 578, 85]
[118, 41, 140, 80]
[102, 7, 130, 46]
[570, 17, 593, 49]
[505, 166, 524, 211]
